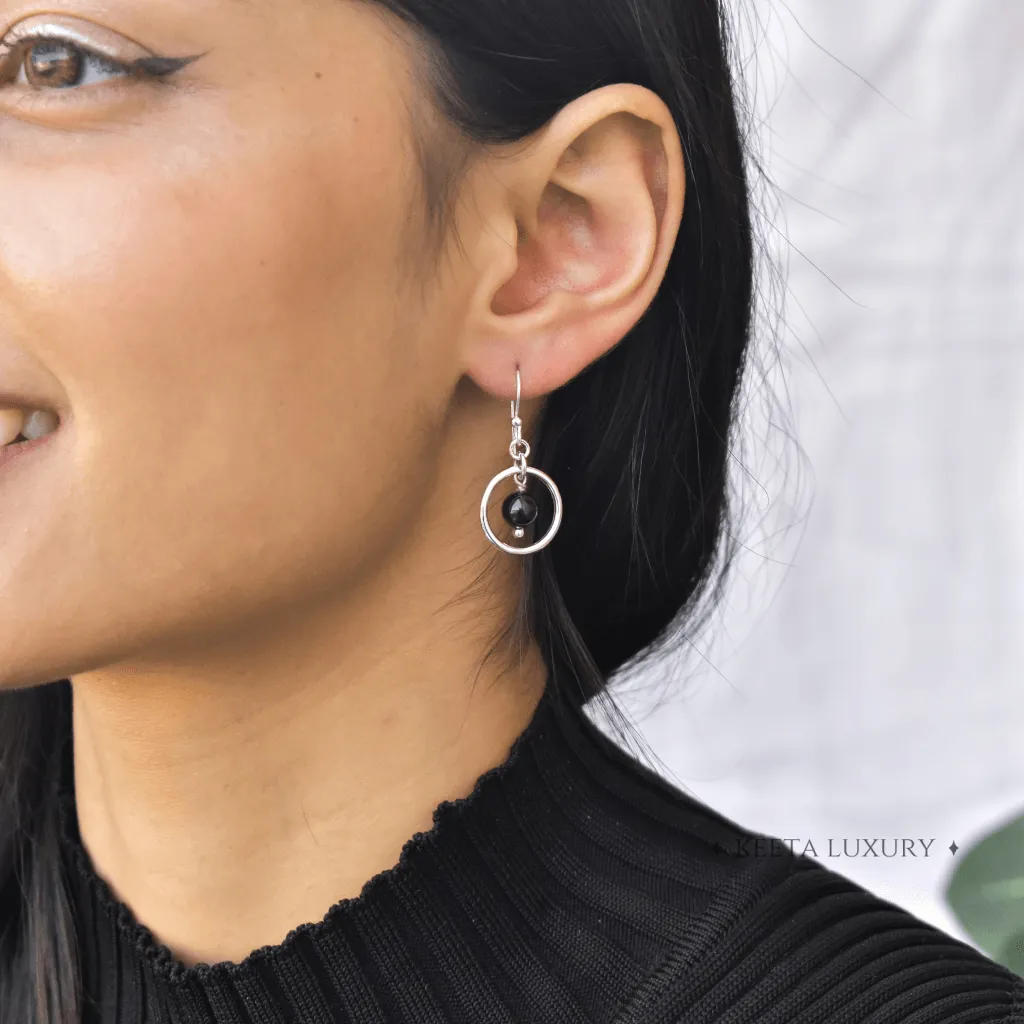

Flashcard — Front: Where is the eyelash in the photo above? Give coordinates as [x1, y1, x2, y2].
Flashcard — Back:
[0, 31, 201, 94]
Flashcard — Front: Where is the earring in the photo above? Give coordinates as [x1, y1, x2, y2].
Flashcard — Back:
[480, 367, 563, 555]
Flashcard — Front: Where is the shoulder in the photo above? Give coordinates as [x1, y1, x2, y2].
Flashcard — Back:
[625, 843, 1024, 1022]
[564, 709, 1024, 1023]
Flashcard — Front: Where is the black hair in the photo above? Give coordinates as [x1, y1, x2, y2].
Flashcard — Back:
[0, 0, 775, 1019]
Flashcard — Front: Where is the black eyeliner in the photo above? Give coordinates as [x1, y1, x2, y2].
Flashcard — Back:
[126, 51, 209, 82]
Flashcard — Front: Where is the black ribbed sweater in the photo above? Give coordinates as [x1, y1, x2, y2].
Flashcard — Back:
[56, 682, 1024, 1023]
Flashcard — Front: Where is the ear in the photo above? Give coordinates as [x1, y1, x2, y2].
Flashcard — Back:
[457, 83, 685, 403]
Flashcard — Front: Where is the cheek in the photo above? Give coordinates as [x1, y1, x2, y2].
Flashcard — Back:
[3, 123, 402, 401]
[0, 112, 430, 653]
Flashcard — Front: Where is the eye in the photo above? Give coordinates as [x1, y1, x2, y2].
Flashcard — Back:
[0, 19, 204, 98]
[2, 35, 133, 90]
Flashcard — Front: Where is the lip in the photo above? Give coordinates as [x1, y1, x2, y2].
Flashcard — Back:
[0, 428, 60, 472]
[0, 391, 63, 418]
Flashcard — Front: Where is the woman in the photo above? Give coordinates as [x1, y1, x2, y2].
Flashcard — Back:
[0, 0, 1020, 1021]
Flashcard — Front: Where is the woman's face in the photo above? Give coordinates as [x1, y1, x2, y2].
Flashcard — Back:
[0, 0, 503, 686]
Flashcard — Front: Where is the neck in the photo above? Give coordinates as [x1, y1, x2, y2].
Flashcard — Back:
[67, 564, 547, 968]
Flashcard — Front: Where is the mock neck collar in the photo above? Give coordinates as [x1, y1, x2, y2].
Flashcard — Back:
[56, 678, 698, 1022]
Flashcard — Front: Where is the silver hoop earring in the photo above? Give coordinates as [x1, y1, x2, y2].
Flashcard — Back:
[480, 367, 563, 556]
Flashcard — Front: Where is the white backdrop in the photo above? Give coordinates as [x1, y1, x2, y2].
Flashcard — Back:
[598, 0, 1024, 946]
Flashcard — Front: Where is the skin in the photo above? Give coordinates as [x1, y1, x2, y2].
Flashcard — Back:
[0, 0, 685, 967]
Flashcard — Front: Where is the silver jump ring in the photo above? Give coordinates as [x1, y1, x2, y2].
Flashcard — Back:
[480, 465, 563, 556]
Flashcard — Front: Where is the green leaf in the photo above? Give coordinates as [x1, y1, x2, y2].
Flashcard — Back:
[998, 930, 1024, 977]
[944, 811, 1024, 973]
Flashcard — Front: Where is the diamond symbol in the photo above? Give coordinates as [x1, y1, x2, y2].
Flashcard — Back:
[949, 841, 959, 855]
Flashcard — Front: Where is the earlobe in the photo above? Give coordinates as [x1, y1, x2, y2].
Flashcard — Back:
[461, 84, 685, 404]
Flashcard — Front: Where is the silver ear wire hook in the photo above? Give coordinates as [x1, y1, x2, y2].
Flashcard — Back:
[509, 369, 530, 494]
[480, 366, 563, 555]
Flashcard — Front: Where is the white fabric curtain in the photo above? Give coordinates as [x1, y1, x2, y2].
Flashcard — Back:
[600, 0, 1024, 945]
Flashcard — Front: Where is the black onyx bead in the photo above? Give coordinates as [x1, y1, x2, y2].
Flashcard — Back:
[502, 491, 539, 529]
